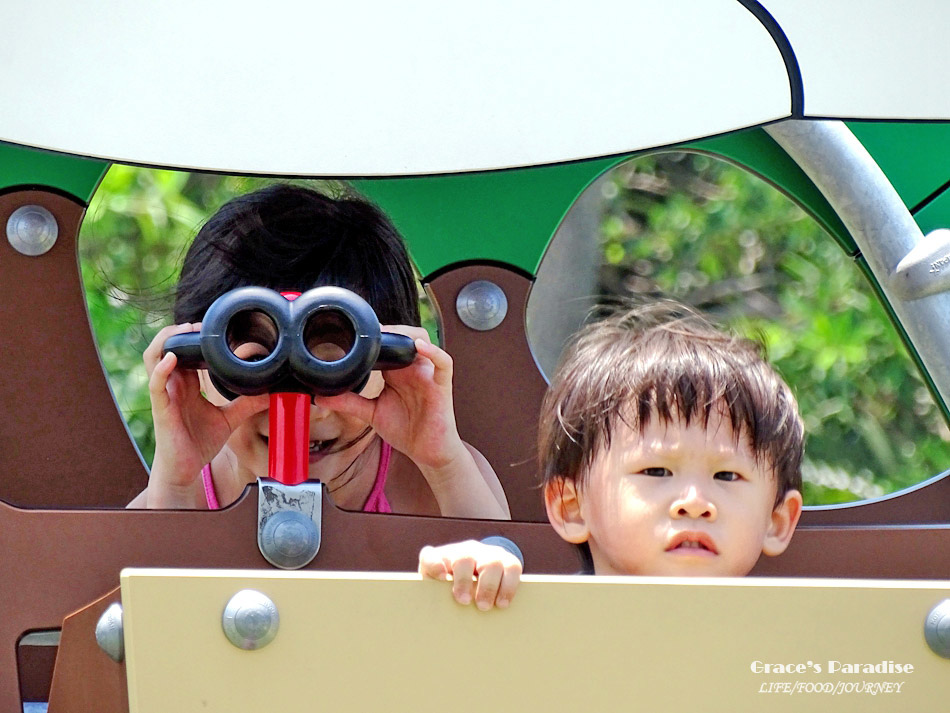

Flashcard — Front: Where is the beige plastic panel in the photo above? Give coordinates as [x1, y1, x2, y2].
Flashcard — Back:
[121, 569, 950, 712]
[0, 1, 788, 174]
[763, 0, 950, 118]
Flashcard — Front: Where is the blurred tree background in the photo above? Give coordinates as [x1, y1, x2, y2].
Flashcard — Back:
[80, 167, 273, 463]
[79, 153, 949, 506]
[593, 151, 949, 504]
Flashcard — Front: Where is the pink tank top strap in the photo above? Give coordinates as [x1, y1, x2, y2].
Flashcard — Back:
[203, 443, 391, 513]
[201, 463, 221, 510]
[362, 440, 392, 513]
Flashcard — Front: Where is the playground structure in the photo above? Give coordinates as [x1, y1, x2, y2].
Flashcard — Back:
[1, 2, 950, 710]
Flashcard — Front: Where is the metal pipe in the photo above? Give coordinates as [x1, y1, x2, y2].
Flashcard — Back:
[765, 119, 950, 406]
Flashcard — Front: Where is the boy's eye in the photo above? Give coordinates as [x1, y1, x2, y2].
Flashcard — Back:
[714, 471, 742, 482]
[639, 467, 672, 478]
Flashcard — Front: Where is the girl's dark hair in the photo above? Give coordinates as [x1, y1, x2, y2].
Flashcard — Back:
[540, 301, 804, 502]
[174, 184, 420, 327]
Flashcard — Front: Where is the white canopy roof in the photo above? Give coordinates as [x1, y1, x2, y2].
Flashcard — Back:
[0, 1, 945, 175]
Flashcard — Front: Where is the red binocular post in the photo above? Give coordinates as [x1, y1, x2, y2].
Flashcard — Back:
[268, 291, 310, 486]
[269, 392, 310, 485]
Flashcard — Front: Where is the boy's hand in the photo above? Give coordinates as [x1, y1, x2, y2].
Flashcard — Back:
[419, 540, 522, 611]
[143, 323, 268, 508]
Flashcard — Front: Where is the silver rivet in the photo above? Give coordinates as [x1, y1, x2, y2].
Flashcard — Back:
[456, 280, 508, 331]
[925, 599, 950, 658]
[95, 603, 124, 663]
[6, 205, 58, 256]
[222, 589, 279, 650]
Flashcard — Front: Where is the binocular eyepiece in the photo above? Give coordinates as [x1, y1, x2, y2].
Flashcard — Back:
[162, 286, 417, 398]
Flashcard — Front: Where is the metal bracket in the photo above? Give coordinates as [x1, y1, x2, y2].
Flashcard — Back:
[893, 229, 950, 300]
[257, 478, 322, 569]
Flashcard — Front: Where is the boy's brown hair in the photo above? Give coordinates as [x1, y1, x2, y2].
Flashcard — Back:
[539, 302, 804, 505]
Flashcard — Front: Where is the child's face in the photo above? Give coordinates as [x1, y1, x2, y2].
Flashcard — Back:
[546, 407, 801, 577]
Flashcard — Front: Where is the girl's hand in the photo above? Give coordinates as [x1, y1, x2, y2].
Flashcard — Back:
[141, 323, 268, 508]
[313, 326, 509, 519]
[358, 326, 461, 471]
[419, 540, 523, 610]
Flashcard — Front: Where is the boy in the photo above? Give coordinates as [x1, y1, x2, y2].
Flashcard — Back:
[419, 302, 804, 609]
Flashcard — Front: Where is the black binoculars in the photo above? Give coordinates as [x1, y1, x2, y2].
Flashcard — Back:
[162, 286, 417, 398]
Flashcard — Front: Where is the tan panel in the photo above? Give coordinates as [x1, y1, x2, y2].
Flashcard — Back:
[122, 569, 950, 713]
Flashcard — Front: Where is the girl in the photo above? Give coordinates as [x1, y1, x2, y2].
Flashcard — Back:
[129, 184, 510, 519]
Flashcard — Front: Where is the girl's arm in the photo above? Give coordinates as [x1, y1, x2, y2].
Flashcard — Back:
[414, 438, 510, 519]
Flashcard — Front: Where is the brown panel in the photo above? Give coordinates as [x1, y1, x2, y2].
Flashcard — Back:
[0, 491, 578, 712]
[16, 640, 58, 703]
[0, 189, 147, 507]
[751, 525, 950, 579]
[426, 264, 549, 522]
[3, 492, 949, 710]
[48, 588, 127, 713]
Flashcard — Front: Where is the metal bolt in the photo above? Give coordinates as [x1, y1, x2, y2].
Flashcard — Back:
[260, 510, 321, 569]
[95, 603, 124, 663]
[924, 599, 950, 658]
[456, 280, 508, 331]
[222, 589, 279, 650]
[6, 205, 58, 256]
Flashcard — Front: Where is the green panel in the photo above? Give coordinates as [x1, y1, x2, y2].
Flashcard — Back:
[685, 130, 856, 254]
[356, 128, 858, 277]
[353, 157, 624, 277]
[847, 121, 950, 211]
[0, 142, 108, 204]
[913, 184, 950, 235]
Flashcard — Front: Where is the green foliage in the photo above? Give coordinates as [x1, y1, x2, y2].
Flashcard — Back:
[597, 152, 949, 503]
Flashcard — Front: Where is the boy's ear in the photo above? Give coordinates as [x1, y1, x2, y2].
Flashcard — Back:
[761, 489, 803, 557]
[544, 477, 590, 545]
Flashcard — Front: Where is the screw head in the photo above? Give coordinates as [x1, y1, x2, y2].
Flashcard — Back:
[925, 599, 950, 658]
[6, 205, 58, 256]
[95, 602, 125, 663]
[260, 510, 320, 569]
[456, 280, 508, 331]
[222, 589, 280, 650]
